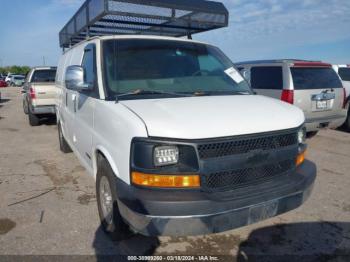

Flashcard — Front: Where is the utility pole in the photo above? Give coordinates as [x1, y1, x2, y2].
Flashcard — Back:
[42, 56, 46, 66]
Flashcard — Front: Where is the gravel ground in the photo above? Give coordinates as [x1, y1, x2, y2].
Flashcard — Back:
[0, 87, 349, 261]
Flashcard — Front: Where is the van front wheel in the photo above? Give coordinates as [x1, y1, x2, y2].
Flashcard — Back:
[96, 156, 132, 241]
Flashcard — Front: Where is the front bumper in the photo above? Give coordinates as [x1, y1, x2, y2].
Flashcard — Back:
[30, 105, 56, 115]
[116, 160, 316, 236]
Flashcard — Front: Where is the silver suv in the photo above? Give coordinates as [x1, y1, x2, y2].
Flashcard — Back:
[236, 60, 347, 135]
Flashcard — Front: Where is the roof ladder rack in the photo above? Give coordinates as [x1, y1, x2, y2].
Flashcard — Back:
[59, 0, 229, 48]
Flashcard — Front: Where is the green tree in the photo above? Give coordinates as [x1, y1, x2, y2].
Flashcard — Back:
[0, 66, 31, 75]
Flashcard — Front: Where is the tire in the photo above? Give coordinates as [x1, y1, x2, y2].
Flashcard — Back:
[306, 131, 318, 139]
[23, 100, 28, 114]
[58, 123, 72, 153]
[96, 155, 132, 241]
[28, 108, 40, 126]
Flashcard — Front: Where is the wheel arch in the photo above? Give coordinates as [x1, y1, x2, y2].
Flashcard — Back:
[93, 146, 120, 180]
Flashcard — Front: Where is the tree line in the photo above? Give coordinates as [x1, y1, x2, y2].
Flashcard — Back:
[0, 66, 31, 76]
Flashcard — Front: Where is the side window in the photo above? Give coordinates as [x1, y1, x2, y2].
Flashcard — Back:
[251, 66, 283, 90]
[81, 44, 98, 96]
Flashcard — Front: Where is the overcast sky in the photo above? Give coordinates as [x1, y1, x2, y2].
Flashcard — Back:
[0, 0, 349, 67]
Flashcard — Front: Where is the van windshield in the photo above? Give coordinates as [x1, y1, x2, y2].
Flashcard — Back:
[291, 67, 343, 90]
[338, 68, 350, 81]
[102, 39, 251, 100]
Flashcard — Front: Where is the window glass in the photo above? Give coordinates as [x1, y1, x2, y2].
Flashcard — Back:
[291, 67, 343, 89]
[31, 70, 56, 83]
[81, 46, 96, 87]
[102, 39, 251, 100]
[251, 67, 283, 90]
[338, 68, 350, 81]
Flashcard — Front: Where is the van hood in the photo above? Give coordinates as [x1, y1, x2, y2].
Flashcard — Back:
[120, 95, 305, 139]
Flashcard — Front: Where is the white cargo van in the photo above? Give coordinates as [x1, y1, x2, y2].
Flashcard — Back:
[55, 0, 316, 239]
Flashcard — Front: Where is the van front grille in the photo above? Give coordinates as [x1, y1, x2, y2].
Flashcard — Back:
[197, 133, 298, 159]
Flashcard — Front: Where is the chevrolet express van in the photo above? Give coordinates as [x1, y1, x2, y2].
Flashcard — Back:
[55, 35, 316, 239]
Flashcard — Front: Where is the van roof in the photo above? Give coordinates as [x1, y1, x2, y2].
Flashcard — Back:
[62, 34, 209, 53]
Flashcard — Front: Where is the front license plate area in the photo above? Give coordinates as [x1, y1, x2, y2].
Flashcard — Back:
[248, 200, 278, 224]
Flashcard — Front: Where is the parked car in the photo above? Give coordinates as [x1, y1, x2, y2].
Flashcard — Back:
[22, 67, 57, 126]
[7, 75, 23, 86]
[0, 80, 7, 88]
[5, 74, 13, 84]
[236, 60, 347, 136]
[333, 64, 350, 130]
[56, 36, 316, 239]
[10, 75, 25, 86]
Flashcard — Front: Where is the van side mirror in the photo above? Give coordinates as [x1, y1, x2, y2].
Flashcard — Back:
[65, 65, 93, 91]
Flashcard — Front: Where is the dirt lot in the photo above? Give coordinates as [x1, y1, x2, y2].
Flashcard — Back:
[0, 87, 350, 261]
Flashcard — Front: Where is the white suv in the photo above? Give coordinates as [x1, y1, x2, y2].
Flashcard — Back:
[56, 36, 316, 239]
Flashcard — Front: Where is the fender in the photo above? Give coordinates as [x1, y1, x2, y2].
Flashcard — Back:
[93, 145, 121, 180]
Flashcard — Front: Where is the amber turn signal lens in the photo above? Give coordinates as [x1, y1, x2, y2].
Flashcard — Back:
[131, 172, 200, 188]
[296, 150, 306, 166]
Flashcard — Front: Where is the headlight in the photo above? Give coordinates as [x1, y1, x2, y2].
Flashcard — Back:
[154, 146, 179, 167]
[297, 126, 306, 144]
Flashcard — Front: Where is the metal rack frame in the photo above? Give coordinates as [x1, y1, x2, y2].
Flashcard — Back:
[59, 0, 229, 48]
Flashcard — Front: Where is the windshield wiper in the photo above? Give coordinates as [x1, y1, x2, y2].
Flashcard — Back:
[192, 90, 251, 96]
[115, 89, 192, 103]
